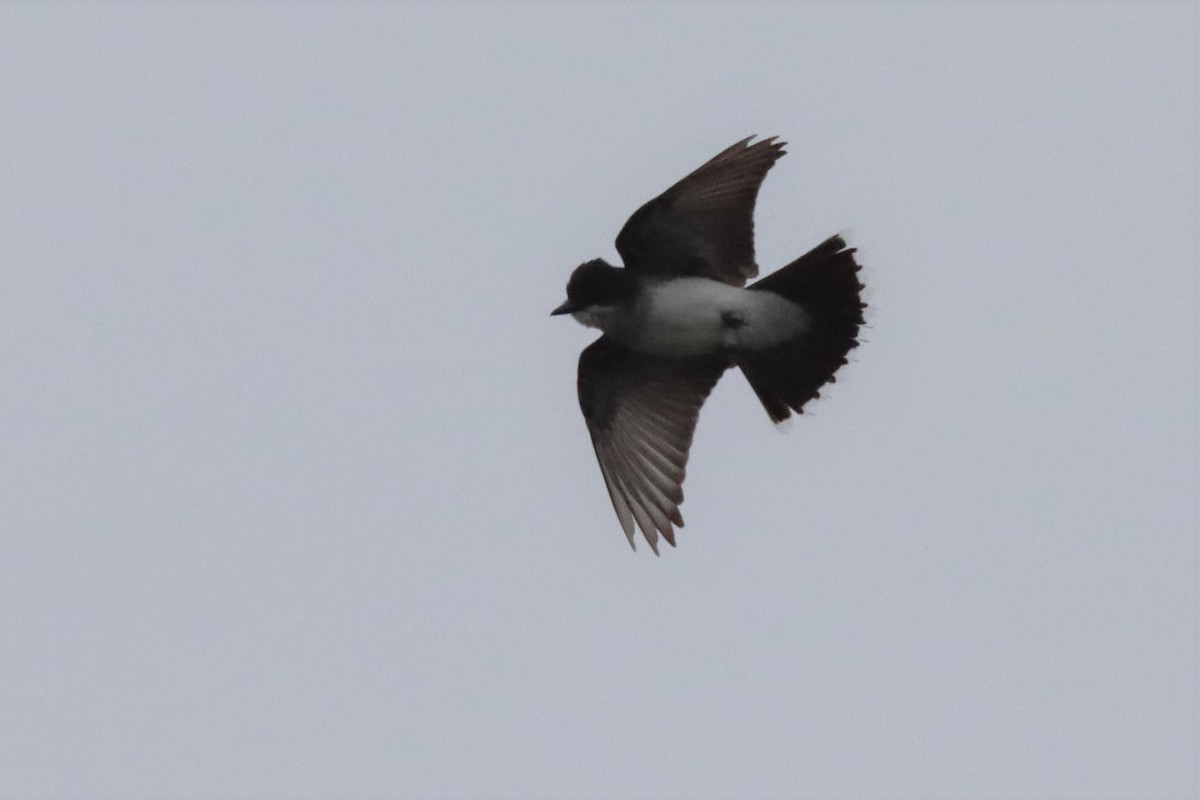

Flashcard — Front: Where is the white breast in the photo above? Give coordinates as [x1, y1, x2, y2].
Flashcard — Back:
[623, 278, 810, 357]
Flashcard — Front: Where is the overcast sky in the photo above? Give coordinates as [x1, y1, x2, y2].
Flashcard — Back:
[1, 3, 1196, 799]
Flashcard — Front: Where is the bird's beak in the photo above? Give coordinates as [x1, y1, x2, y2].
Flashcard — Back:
[550, 299, 579, 316]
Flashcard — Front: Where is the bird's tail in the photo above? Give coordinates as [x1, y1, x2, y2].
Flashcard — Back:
[736, 235, 866, 423]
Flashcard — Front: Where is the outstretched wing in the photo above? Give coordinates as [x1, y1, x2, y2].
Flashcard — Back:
[577, 337, 730, 553]
[615, 136, 786, 286]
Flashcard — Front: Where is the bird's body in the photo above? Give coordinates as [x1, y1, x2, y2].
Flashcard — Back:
[553, 136, 865, 553]
[575, 276, 811, 357]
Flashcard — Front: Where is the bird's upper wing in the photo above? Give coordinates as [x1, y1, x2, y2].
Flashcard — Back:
[614, 136, 786, 286]
[577, 336, 730, 553]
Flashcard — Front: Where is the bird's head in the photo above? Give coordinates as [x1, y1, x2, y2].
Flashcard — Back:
[550, 259, 633, 328]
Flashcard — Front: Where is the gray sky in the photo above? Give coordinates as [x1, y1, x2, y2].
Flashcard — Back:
[1, 3, 1196, 798]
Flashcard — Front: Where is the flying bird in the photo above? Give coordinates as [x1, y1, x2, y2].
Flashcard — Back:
[552, 136, 865, 553]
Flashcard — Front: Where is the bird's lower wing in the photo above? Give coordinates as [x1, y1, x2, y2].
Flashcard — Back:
[577, 337, 729, 553]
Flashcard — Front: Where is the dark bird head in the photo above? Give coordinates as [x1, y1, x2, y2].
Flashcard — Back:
[551, 259, 634, 318]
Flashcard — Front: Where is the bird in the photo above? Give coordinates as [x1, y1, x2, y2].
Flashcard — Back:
[552, 136, 865, 554]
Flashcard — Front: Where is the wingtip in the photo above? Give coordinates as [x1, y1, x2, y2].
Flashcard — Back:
[728, 134, 787, 155]
[748, 134, 787, 155]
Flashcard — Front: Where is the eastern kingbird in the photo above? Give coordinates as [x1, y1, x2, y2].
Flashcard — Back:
[553, 136, 865, 553]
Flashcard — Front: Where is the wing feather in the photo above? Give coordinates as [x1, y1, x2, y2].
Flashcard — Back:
[614, 136, 786, 285]
[577, 337, 729, 552]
